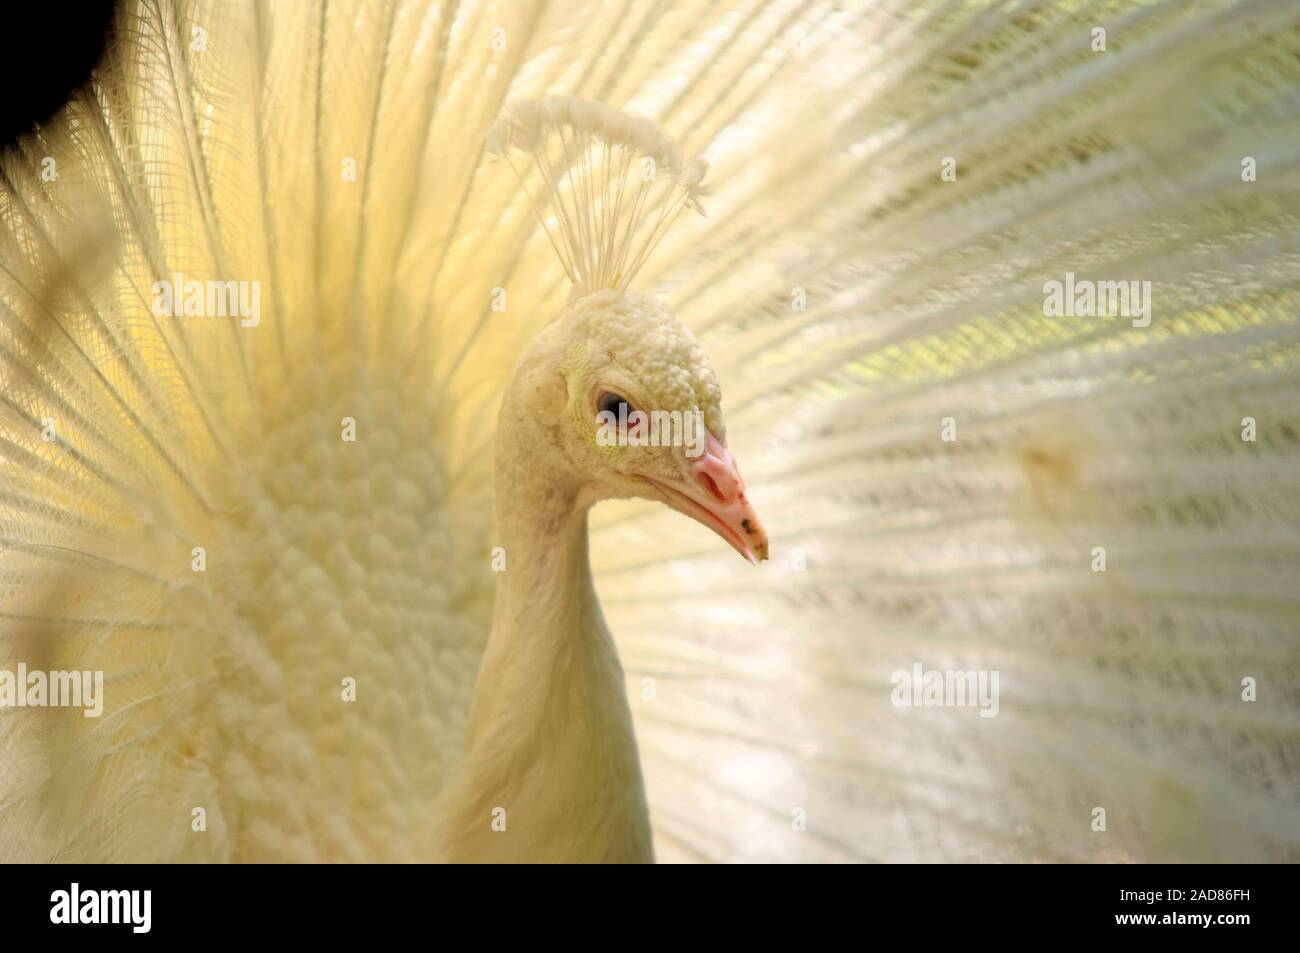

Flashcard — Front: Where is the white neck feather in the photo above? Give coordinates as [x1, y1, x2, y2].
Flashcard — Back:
[432, 366, 653, 862]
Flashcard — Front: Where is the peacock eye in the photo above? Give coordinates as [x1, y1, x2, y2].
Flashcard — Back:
[597, 390, 632, 418]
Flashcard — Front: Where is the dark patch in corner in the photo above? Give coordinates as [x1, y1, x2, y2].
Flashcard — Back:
[0, 1, 118, 150]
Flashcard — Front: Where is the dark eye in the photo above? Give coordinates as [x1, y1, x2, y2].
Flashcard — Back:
[597, 390, 632, 417]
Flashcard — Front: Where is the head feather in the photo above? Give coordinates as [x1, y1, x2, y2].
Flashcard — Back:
[487, 96, 709, 295]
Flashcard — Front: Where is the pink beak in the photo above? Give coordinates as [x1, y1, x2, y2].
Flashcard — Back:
[645, 432, 769, 564]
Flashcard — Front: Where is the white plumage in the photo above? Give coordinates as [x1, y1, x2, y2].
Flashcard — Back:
[1, 0, 1298, 863]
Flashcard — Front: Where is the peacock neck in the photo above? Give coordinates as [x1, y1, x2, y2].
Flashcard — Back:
[434, 435, 653, 862]
[469, 481, 604, 748]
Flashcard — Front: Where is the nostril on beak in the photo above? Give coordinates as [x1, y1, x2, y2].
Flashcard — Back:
[697, 472, 728, 504]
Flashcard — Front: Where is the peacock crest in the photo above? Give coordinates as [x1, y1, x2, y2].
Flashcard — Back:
[486, 97, 709, 296]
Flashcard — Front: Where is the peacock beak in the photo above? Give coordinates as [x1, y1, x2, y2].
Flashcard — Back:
[645, 431, 768, 565]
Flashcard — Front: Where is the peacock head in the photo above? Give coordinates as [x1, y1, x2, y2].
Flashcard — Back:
[490, 96, 767, 563]
[567, 290, 766, 563]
